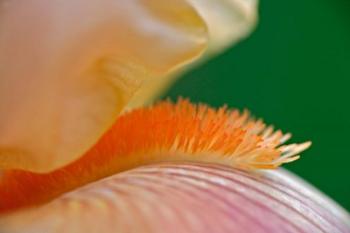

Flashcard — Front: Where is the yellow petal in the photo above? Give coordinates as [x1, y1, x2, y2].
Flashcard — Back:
[128, 0, 259, 108]
[0, 0, 207, 172]
[189, 0, 258, 54]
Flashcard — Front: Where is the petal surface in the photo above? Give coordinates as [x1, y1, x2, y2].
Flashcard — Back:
[189, 0, 258, 54]
[0, 0, 207, 172]
[1, 163, 349, 233]
[128, 0, 259, 108]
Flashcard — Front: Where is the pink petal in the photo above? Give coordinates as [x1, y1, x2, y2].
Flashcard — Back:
[1, 163, 349, 233]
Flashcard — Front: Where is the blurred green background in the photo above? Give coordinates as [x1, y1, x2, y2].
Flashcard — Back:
[165, 0, 350, 210]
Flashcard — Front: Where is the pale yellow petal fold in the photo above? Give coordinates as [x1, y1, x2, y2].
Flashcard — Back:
[188, 0, 258, 54]
[0, 0, 207, 172]
[128, 0, 258, 108]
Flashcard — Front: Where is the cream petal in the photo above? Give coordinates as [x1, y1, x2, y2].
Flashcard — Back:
[128, 0, 259, 108]
[0, 0, 207, 172]
[189, 0, 258, 54]
[1, 163, 349, 233]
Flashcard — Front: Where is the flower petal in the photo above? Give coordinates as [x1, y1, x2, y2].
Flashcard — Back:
[189, 0, 258, 54]
[0, 0, 207, 172]
[1, 163, 349, 233]
[128, 0, 259, 108]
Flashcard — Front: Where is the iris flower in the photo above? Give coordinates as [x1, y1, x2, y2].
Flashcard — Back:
[0, 1, 349, 232]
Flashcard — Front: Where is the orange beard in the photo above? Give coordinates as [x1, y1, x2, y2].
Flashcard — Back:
[0, 99, 310, 213]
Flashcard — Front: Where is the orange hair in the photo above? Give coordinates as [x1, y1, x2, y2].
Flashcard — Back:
[0, 99, 310, 213]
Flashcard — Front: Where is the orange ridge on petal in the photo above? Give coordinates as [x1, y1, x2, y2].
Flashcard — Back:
[0, 99, 311, 213]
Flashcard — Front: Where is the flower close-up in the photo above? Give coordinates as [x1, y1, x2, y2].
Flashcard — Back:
[0, 0, 349, 233]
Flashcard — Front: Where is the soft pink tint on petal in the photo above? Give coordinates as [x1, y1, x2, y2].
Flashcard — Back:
[1, 163, 349, 233]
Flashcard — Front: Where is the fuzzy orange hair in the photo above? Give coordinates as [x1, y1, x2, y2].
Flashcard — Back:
[0, 99, 310, 213]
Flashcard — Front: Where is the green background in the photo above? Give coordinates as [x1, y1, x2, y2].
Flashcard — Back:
[165, 0, 350, 210]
